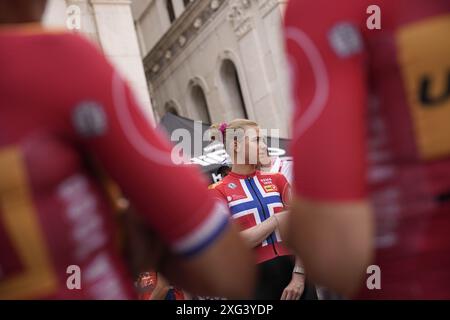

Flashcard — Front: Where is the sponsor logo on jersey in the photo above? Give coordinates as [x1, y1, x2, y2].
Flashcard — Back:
[396, 15, 450, 160]
[228, 183, 237, 189]
[226, 194, 246, 202]
[328, 22, 363, 58]
[264, 185, 277, 192]
[73, 101, 107, 137]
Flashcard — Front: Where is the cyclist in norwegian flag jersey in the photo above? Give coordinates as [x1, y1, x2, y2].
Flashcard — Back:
[284, 0, 450, 298]
[209, 119, 317, 300]
[0, 0, 255, 299]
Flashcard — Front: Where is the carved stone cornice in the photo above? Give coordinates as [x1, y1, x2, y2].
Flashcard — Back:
[227, 0, 251, 28]
[143, 0, 282, 82]
[258, 0, 279, 18]
[143, 0, 227, 82]
[89, 0, 132, 5]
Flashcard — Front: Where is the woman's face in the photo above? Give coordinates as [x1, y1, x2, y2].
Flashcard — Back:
[234, 126, 268, 165]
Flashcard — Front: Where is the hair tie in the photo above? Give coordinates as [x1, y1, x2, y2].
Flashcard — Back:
[219, 122, 228, 135]
[217, 122, 228, 143]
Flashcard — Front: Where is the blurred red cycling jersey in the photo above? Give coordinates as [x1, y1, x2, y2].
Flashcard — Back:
[285, 0, 450, 298]
[209, 171, 291, 264]
[0, 25, 229, 299]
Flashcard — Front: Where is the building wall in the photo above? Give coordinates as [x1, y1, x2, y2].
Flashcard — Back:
[136, 0, 292, 138]
[42, 0, 155, 123]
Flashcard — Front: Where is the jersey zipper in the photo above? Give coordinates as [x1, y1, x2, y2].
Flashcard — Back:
[247, 177, 278, 256]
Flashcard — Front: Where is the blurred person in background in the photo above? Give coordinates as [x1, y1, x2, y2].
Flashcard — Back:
[284, 0, 450, 298]
[136, 271, 190, 300]
[257, 141, 293, 184]
[0, 0, 255, 299]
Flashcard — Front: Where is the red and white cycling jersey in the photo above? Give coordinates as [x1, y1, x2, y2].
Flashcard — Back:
[209, 171, 292, 264]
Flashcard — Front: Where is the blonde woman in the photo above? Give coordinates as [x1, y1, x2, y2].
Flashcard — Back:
[209, 119, 317, 300]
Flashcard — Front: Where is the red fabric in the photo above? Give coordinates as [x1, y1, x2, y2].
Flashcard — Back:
[210, 171, 292, 264]
[137, 272, 157, 300]
[0, 27, 228, 299]
[285, 0, 450, 298]
[172, 287, 186, 300]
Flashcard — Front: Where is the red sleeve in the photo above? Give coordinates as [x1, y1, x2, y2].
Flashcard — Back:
[62, 35, 229, 257]
[272, 173, 291, 207]
[208, 185, 227, 202]
[284, 0, 369, 201]
[274, 173, 291, 207]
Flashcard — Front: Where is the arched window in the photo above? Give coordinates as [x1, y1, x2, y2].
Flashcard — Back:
[166, 0, 176, 23]
[219, 59, 248, 119]
[189, 84, 211, 123]
[164, 101, 179, 116]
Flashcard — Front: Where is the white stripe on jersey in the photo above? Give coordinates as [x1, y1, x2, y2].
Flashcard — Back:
[172, 200, 229, 255]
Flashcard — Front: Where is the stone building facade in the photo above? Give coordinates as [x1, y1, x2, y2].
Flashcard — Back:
[134, 0, 291, 138]
[42, 0, 292, 137]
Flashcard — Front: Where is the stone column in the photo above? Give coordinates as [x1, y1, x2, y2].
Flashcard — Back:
[90, 0, 155, 124]
[228, 0, 281, 135]
[42, 0, 68, 27]
[173, 0, 185, 19]
[43, 0, 155, 123]
[66, 0, 101, 45]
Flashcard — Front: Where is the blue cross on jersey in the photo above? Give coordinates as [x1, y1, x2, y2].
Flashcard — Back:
[228, 176, 283, 246]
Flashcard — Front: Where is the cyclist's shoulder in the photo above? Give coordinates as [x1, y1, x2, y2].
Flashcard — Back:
[258, 170, 283, 179]
[258, 171, 289, 189]
[208, 180, 226, 190]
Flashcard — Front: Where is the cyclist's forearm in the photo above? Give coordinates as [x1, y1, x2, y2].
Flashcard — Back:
[240, 215, 278, 248]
